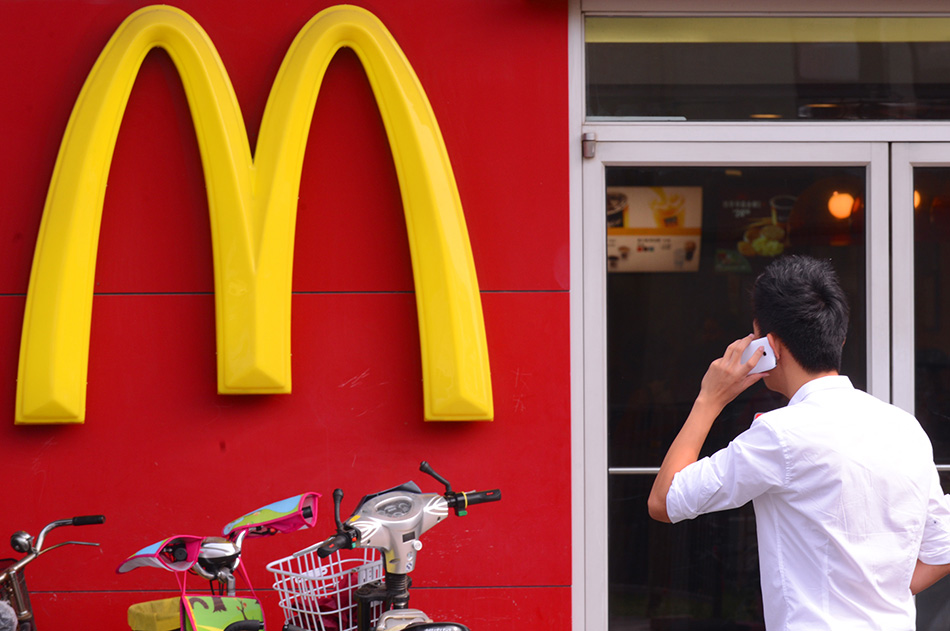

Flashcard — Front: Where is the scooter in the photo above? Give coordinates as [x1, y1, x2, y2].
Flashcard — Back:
[268, 462, 500, 631]
[119, 494, 319, 631]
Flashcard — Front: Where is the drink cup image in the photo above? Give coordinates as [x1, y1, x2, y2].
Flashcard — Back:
[674, 248, 686, 269]
[649, 188, 686, 228]
[607, 192, 628, 227]
[684, 241, 697, 261]
[770, 195, 796, 225]
[654, 205, 684, 228]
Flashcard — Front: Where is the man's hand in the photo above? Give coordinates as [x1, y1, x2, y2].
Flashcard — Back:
[912, 559, 950, 594]
[647, 335, 767, 523]
[697, 335, 769, 411]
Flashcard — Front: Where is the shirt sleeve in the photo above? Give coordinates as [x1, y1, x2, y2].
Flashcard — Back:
[918, 467, 950, 565]
[667, 417, 787, 523]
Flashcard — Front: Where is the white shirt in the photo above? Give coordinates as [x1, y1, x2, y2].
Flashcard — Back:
[667, 376, 950, 631]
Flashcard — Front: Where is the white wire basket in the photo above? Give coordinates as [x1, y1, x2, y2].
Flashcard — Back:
[266, 544, 383, 631]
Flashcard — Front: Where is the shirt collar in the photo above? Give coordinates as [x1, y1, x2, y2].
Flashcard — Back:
[788, 374, 853, 406]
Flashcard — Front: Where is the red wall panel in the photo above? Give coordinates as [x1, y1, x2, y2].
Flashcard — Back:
[0, 0, 569, 294]
[1, 292, 571, 627]
[27, 586, 570, 630]
[0, 1, 569, 629]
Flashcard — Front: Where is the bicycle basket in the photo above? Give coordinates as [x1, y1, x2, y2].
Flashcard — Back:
[266, 546, 383, 631]
[0, 560, 31, 620]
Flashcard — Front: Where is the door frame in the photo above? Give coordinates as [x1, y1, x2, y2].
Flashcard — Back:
[890, 143, 950, 416]
[568, 9, 950, 631]
[579, 139, 894, 631]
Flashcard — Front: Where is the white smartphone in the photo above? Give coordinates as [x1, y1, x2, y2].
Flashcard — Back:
[740, 337, 776, 374]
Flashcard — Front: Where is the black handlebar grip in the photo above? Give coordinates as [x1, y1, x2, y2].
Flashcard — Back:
[71, 515, 106, 526]
[316, 533, 350, 558]
[223, 622, 263, 631]
[448, 489, 501, 513]
[463, 489, 501, 506]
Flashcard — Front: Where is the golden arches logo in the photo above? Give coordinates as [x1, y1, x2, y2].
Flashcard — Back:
[17, 5, 493, 424]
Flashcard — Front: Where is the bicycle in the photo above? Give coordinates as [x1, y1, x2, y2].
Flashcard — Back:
[119, 494, 319, 631]
[266, 462, 501, 631]
[0, 515, 106, 631]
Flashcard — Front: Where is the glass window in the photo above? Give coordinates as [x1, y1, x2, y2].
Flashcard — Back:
[607, 165, 867, 468]
[586, 17, 950, 121]
[610, 475, 763, 630]
[609, 472, 950, 630]
[917, 471, 950, 628]
[914, 167, 950, 464]
[606, 163, 870, 629]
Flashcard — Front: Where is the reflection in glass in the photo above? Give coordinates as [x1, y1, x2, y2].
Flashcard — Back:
[607, 166, 867, 468]
[586, 17, 950, 121]
[916, 472, 950, 630]
[610, 476, 763, 631]
[606, 165, 868, 630]
[609, 472, 950, 630]
[914, 168, 950, 464]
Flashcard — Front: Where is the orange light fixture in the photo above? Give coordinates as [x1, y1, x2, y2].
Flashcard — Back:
[828, 191, 855, 219]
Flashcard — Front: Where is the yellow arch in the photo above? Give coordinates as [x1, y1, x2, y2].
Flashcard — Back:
[16, 4, 493, 424]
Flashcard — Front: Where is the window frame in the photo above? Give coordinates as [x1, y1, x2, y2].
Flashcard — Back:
[580, 139, 891, 631]
[568, 6, 950, 631]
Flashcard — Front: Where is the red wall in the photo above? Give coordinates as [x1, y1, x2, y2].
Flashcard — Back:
[0, 1, 570, 629]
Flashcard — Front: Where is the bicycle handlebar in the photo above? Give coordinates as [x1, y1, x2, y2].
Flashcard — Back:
[34, 515, 105, 552]
[4, 514, 105, 581]
[70, 515, 106, 526]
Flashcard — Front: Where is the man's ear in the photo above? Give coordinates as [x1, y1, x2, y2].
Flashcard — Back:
[767, 332, 782, 361]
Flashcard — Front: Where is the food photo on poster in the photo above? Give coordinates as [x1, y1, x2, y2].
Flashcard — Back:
[606, 186, 702, 273]
[605, 167, 866, 275]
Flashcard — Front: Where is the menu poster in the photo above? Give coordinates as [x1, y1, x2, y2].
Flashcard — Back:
[713, 193, 795, 273]
[606, 186, 703, 273]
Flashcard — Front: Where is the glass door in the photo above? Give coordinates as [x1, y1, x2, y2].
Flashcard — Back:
[892, 143, 950, 628]
[583, 142, 893, 630]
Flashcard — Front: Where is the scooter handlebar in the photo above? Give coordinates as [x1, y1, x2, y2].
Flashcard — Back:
[462, 489, 501, 506]
[446, 489, 501, 513]
[316, 533, 353, 558]
[71, 515, 105, 526]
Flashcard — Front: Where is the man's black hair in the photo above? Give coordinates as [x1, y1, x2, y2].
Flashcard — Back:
[752, 255, 850, 373]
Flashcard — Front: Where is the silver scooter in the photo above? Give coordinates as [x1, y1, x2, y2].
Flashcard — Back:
[315, 462, 501, 631]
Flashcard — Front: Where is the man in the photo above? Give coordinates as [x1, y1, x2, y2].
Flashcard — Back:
[648, 255, 950, 630]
